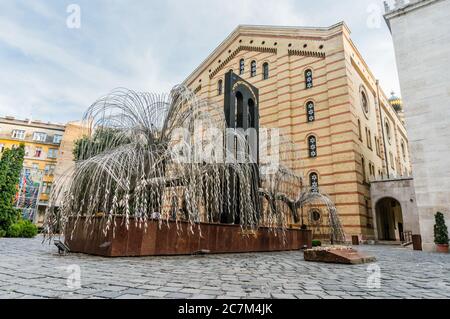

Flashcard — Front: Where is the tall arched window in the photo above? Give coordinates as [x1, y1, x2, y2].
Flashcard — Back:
[218, 79, 223, 95]
[262, 62, 269, 80]
[401, 140, 406, 160]
[310, 172, 319, 193]
[308, 135, 317, 158]
[385, 120, 391, 143]
[251, 60, 257, 77]
[239, 59, 245, 75]
[305, 69, 313, 89]
[357, 119, 362, 141]
[361, 156, 367, 183]
[306, 101, 315, 122]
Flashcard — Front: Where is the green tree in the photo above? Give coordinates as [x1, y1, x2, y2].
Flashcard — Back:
[73, 128, 129, 161]
[0, 144, 25, 232]
[434, 212, 449, 245]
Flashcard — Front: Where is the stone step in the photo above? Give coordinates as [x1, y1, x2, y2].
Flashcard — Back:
[376, 240, 402, 246]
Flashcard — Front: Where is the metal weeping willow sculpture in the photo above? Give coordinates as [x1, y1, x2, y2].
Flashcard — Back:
[43, 71, 345, 256]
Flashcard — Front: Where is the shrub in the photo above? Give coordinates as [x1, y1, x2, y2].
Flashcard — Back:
[434, 212, 449, 245]
[0, 145, 25, 232]
[6, 219, 38, 238]
[0, 229, 6, 238]
[312, 239, 322, 247]
[19, 220, 38, 238]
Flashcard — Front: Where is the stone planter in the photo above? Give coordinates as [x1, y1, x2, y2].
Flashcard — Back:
[436, 244, 449, 253]
[64, 217, 312, 257]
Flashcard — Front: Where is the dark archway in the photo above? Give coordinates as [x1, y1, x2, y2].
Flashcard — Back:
[375, 197, 404, 241]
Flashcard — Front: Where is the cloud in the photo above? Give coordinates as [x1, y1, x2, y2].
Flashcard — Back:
[0, 0, 401, 123]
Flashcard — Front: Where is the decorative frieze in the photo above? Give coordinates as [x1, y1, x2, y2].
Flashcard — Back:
[288, 49, 325, 58]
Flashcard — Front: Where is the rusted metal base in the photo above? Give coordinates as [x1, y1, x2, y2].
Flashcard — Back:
[64, 217, 312, 257]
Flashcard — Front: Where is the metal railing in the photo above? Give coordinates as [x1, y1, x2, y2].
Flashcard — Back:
[401, 231, 413, 246]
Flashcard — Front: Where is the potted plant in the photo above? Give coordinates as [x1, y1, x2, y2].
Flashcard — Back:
[434, 212, 449, 253]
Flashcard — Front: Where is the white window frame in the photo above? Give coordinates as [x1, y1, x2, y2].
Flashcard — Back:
[53, 134, 63, 144]
[33, 132, 47, 142]
[47, 148, 58, 159]
[12, 129, 25, 140]
[44, 164, 55, 175]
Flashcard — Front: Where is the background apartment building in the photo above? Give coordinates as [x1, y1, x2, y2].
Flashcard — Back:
[0, 116, 82, 225]
[184, 22, 412, 241]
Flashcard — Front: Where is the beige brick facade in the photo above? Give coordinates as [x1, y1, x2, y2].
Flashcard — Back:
[184, 23, 411, 240]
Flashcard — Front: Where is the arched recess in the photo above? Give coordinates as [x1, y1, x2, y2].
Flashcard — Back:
[375, 197, 404, 241]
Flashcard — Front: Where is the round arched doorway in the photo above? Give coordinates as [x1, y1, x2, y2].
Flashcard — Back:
[375, 197, 404, 241]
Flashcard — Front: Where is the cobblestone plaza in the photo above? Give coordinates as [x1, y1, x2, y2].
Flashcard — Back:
[0, 236, 449, 299]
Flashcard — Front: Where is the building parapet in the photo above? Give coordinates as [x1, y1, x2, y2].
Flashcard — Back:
[384, 0, 442, 30]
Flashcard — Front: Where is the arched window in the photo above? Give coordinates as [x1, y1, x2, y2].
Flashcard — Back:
[401, 140, 406, 160]
[357, 119, 362, 141]
[308, 135, 317, 158]
[218, 79, 223, 95]
[366, 128, 372, 149]
[262, 62, 269, 80]
[251, 60, 257, 77]
[361, 156, 367, 183]
[385, 120, 391, 143]
[305, 69, 313, 89]
[309, 172, 319, 193]
[239, 59, 245, 75]
[306, 101, 315, 122]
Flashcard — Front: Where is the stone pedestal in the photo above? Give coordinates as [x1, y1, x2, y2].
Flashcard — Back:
[304, 247, 376, 264]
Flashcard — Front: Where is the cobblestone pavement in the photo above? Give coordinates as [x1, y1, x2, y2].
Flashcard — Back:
[0, 236, 449, 299]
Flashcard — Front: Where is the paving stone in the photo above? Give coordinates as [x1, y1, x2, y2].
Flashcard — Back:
[103, 285, 129, 292]
[295, 294, 321, 299]
[189, 294, 217, 299]
[165, 292, 192, 299]
[18, 295, 47, 299]
[179, 288, 202, 294]
[321, 295, 344, 299]
[120, 288, 147, 295]
[142, 290, 169, 298]
[114, 294, 147, 299]
[271, 293, 296, 299]
[94, 290, 125, 299]
[199, 289, 224, 296]
[159, 286, 182, 292]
